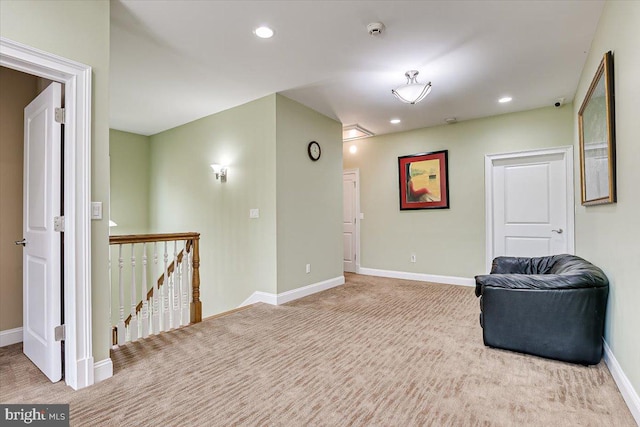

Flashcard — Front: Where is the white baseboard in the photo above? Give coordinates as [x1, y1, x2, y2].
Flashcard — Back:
[241, 291, 277, 306]
[358, 267, 475, 287]
[604, 340, 640, 425]
[240, 276, 345, 307]
[93, 358, 113, 384]
[276, 276, 345, 304]
[0, 327, 23, 347]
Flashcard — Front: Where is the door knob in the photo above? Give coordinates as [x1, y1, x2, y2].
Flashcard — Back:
[15, 239, 27, 246]
[551, 228, 563, 234]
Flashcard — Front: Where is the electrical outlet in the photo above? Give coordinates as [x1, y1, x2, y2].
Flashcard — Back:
[410, 254, 416, 263]
[249, 208, 260, 219]
[306, 264, 311, 274]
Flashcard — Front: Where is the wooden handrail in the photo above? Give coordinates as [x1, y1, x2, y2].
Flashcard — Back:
[109, 232, 200, 245]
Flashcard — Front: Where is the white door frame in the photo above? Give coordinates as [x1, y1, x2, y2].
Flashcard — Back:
[1, 37, 93, 390]
[485, 146, 575, 273]
[343, 168, 361, 273]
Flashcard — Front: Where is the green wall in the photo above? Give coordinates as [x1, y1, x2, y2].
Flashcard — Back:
[109, 129, 151, 235]
[147, 94, 343, 315]
[0, 0, 111, 362]
[275, 95, 343, 293]
[343, 105, 573, 278]
[149, 95, 279, 315]
[574, 0, 640, 397]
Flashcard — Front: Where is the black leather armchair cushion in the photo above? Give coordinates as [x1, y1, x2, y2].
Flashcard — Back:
[475, 254, 609, 365]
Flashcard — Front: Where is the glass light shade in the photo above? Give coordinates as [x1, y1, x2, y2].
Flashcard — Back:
[210, 164, 222, 174]
[254, 26, 274, 39]
[392, 70, 432, 104]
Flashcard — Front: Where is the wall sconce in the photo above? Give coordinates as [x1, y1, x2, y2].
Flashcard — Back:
[210, 164, 228, 182]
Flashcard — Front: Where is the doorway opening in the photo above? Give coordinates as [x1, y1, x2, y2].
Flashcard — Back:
[1, 37, 94, 390]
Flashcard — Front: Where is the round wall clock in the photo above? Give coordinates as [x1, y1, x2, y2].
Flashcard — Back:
[307, 141, 321, 161]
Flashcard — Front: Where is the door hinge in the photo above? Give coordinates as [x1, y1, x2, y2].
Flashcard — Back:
[54, 216, 65, 232]
[55, 107, 65, 124]
[54, 325, 65, 341]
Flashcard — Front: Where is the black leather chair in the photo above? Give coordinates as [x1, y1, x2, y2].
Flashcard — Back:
[475, 254, 609, 365]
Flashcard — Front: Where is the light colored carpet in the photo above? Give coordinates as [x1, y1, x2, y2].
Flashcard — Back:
[0, 273, 635, 426]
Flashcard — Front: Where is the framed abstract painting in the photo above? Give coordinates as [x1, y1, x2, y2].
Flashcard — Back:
[398, 150, 449, 210]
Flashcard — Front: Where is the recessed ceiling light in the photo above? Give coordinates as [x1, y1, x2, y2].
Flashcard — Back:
[254, 26, 274, 39]
[390, 119, 401, 124]
[498, 96, 512, 103]
[349, 145, 358, 154]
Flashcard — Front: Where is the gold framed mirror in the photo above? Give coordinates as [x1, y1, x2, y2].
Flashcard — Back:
[578, 51, 616, 206]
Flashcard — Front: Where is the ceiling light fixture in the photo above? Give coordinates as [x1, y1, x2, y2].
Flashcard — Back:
[343, 124, 374, 141]
[498, 96, 512, 103]
[390, 119, 401, 124]
[349, 145, 358, 154]
[392, 70, 432, 104]
[254, 26, 274, 39]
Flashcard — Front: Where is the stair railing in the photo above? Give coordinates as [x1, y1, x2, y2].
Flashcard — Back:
[109, 232, 201, 345]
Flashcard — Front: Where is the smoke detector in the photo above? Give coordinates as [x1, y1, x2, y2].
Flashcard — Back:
[367, 22, 385, 36]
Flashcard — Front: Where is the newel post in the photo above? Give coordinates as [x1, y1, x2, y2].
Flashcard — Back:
[190, 234, 202, 323]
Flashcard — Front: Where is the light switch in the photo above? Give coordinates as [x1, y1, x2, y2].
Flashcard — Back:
[249, 208, 260, 219]
[91, 202, 102, 220]
[360, 213, 364, 219]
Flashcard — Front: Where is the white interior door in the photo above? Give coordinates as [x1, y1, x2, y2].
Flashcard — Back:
[22, 82, 62, 382]
[343, 170, 358, 273]
[486, 148, 574, 270]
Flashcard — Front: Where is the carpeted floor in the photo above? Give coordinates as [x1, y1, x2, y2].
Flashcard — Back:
[0, 273, 635, 426]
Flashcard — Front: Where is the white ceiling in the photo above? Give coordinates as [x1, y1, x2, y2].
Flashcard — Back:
[110, 0, 604, 137]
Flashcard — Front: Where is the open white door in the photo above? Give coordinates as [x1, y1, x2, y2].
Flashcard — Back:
[343, 170, 359, 273]
[21, 82, 62, 382]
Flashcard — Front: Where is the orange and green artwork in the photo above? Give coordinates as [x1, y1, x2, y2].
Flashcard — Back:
[408, 159, 441, 202]
[398, 150, 449, 210]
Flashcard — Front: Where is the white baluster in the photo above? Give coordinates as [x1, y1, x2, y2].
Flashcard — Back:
[181, 241, 190, 325]
[129, 243, 138, 341]
[163, 241, 170, 331]
[140, 242, 149, 338]
[152, 242, 160, 334]
[184, 246, 193, 325]
[117, 244, 126, 345]
[172, 241, 181, 328]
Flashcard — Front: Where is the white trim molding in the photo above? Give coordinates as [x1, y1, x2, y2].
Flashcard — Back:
[604, 340, 640, 425]
[484, 146, 575, 273]
[241, 291, 278, 307]
[241, 276, 345, 307]
[358, 267, 475, 287]
[93, 358, 113, 384]
[0, 327, 23, 347]
[1, 37, 94, 390]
